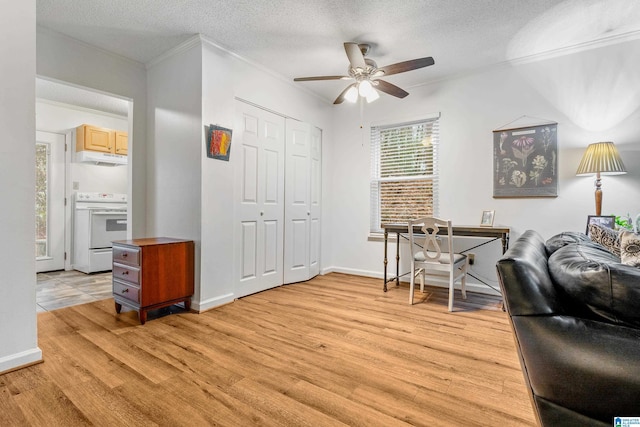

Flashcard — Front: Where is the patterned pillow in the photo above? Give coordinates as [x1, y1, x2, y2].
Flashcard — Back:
[588, 223, 621, 257]
[620, 231, 640, 267]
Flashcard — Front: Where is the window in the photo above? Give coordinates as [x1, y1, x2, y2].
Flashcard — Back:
[35, 142, 49, 258]
[370, 115, 440, 233]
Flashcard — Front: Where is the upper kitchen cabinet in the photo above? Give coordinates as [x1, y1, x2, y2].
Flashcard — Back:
[76, 124, 128, 155]
[115, 131, 128, 155]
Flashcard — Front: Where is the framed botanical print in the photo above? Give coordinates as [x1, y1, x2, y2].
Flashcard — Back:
[493, 123, 557, 198]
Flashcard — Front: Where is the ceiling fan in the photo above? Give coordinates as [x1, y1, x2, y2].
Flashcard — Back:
[294, 42, 435, 105]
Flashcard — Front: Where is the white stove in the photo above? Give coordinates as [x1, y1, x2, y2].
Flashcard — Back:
[73, 192, 128, 273]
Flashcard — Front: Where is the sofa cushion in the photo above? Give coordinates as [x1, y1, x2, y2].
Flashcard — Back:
[620, 231, 640, 267]
[549, 242, 640, 327]
[545, 231, 592, 255]
[588, 223, 621, 257]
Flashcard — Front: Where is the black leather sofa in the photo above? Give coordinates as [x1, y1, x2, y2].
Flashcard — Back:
[496, 230, 640, 426]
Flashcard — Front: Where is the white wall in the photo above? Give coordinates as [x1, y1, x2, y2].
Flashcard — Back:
[0, 0, 42, 373]
[146, 40, 203, 300]
[327, 39, 640, 294]
[36, 27, 147, 238]
[36, 101, 128, 194]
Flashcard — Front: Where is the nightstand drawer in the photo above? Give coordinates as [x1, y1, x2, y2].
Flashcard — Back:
[113, 279, 140, 304]
[113, 262, 140, 285]
[113, 246, 140, 266]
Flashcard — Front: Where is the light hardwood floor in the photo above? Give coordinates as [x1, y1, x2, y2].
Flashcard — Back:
[2, 273, 536, 426]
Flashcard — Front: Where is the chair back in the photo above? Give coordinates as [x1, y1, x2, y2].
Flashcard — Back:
[408, 217, 454, 263]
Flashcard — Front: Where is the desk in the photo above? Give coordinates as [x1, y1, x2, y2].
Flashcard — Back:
[382, 224, 510, 292]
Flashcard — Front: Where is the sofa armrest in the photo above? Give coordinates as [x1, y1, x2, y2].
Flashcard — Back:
[513, 315, 640, 422]
[497, 230, 563, 315]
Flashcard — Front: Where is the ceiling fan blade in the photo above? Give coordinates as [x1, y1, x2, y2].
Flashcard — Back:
[294, 75, 349, 81]
[374, 79, 409, 98]
[344, 42, 367, 70]
[333, 83, 357, 104]
[377, 57, 435, 76]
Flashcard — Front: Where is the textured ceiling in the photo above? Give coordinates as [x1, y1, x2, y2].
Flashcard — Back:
[36, 0, 640, 106]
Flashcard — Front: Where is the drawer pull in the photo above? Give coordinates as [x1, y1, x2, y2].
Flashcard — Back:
[122, 288, 129, 293]
[122, 253, 128, 257]
[122, 271, 129, 275]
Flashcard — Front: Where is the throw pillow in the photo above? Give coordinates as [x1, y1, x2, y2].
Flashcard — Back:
[620, 231, 640, 267]
[588, 223, 621, 257]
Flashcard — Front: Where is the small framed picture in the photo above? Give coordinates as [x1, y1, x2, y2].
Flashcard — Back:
[480, 210, 495, 227]
[586, 215, 615, 235]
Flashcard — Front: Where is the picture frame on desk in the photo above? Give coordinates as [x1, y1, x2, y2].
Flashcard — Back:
[480, 210, 495, 227]
[585, 215, 615, 235]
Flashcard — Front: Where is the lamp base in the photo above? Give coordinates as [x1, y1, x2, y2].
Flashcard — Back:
[594, 173, 602, 216]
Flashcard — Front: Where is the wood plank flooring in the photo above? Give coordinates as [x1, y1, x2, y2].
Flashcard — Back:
[2, 273, 536, 426]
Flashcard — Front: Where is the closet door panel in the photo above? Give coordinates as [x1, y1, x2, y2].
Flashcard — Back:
[240, 221, 257, 280]
[284, 120, 311, 284]
[234, 101, 285, 297]
[309, 127, 322, 277]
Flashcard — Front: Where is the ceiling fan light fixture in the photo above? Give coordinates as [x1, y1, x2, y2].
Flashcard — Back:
[366, 89, 380, 103]
[358, 80, 373, 97]
[293, 42, 435, 105]
[344, 86, 359, 103]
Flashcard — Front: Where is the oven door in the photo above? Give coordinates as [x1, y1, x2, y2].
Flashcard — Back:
[89, 211, 127, 249]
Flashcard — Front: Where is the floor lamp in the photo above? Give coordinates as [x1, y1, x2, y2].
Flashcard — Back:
[576, 141, 626, 216]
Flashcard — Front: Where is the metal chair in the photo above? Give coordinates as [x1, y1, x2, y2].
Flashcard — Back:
[408, 217, 468, 311]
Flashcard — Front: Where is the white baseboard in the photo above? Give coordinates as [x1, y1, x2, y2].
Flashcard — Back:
[192, 293, 235, 312]
[0, 347, 43, 374]
[321, 266, 501, 296]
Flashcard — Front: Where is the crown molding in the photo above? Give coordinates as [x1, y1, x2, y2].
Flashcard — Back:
[506, 29, 640, 66]
[407, 29, 640, 92]
[145, 34, 203, 69]
[145, 33, 328, 103]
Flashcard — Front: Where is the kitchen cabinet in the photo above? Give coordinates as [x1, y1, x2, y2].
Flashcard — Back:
[112, 237, 194, 324]
[115, 131, 128, 155]
[76, 124, 128, 155]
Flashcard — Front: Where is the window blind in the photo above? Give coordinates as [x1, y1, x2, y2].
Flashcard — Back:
[370, 117, 440, 233]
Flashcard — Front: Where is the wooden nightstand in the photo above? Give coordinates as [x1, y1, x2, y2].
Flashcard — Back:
[112, 237, 194, 324]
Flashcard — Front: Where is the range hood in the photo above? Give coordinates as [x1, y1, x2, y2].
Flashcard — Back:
[75, 150, 127, 166]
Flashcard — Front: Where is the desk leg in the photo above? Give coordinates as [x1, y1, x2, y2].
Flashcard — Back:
[396, 232, 400, 287]
[501, 233, 509, 254]
[383, 230, 389, 292]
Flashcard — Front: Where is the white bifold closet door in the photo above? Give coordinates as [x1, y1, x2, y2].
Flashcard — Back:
[283, 119, 321, 284]
[233, 100, 321, 299]
[234, 100, 286, 298]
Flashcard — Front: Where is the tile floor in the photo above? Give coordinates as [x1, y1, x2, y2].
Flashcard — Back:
[36, 269, 112, 312]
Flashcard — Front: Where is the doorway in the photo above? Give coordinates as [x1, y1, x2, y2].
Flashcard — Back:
[35, 76, 132, 310]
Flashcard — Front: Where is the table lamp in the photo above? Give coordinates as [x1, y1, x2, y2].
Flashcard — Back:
[576, 141, 626, 215]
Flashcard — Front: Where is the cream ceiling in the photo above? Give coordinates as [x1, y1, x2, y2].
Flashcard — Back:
[36, 0, 640, 107]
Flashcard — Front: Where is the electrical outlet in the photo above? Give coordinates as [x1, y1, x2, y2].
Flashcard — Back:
[468, 253, 475, 265]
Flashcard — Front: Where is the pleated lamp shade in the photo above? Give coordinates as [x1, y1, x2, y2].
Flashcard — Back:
[576, 141, 626, 176]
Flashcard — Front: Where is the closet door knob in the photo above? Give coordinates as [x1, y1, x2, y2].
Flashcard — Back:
[260, 211, 264, 216]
